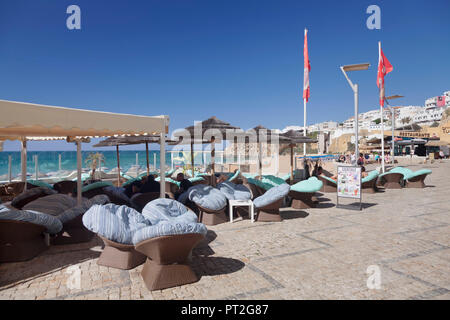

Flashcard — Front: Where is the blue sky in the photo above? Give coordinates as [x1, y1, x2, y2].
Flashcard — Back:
[1, 0, 449, 151]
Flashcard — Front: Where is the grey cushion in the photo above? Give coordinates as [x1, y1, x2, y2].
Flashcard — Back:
[11, 187, 57, 209]
[23, 193, 77, 216]
[0, 204, 63, 234]
[217, 181, 251, 201]
[188, 185, 227, 211]
[82, 203, 150, 245]
[58, 194, 110, 224]
[253, 183, 290, 208]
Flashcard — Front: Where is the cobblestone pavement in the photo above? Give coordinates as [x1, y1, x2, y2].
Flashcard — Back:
[1, 162, 449, 300]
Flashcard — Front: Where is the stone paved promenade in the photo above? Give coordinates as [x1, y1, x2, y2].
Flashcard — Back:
[1, 162, 449, 300]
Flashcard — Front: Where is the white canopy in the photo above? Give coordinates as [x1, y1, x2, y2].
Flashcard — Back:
[0, 100, 168, 138]
[0, 99, 169, 202]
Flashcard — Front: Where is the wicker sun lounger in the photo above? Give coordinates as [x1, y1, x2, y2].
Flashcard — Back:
[388, 167, 432, 188]
[404, 169, 432, 188]
[317, 175, 337, 192]
[361, 171, 379, 193]
[288, 177, 323, 209]
[378, 172, 404, 189]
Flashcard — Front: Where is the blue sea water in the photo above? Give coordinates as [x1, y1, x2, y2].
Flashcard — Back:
[0, 151, 213, 177]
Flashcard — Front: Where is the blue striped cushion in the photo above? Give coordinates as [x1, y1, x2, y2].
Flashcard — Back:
[253, 183, 290, 208]
[188, 185, 227, 211]
[0, 205, 63, 234]
[142, 198, 198, 225]
[217, 181, 251, 201]
[82, 204, 150, 244]
[132, 221, 207, 245]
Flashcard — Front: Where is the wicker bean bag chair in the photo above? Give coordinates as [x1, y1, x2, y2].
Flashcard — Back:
[188, 185, 228, 226]
[80, 181, 114, 199]
[288, 177, 323, 209]
[82, 203, 150, 270]
[53, 180, 77, 194]
[135, 198, 207, 290]
[0, 204, 62, 262]
[11, 187, 57, 209]
[253, 183, 290, 222]
[244, 178, 272, 199]
[317, 175, 337, 192]
[23, 193, 110, 245]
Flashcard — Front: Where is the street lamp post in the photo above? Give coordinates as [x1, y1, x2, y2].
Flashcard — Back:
[340, 63, 370, 164]
[385, 95, 404, 165]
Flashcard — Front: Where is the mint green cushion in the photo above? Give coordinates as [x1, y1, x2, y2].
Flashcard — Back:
[246, 178, 273, 191]
[27, 180, 54, 189]
[122, 176, 143, 187]
[156, 177, 181, 187]
[320, 175, 337, 185]
[262, 175, 286, 187]
[228, 170, 241, 182]
[81, 181, 113, 193]
[188, 177, 206, 183]
[362, 170, 379, 183]
[165, 169, 176, 177]
[290, 177, 323, 193]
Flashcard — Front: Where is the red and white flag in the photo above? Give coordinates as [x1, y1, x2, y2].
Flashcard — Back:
[303, 29, 311, 102]
[377, 43, 393, 107]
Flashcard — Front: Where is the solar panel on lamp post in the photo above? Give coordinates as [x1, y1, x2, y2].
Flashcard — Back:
[340, 63, 370, 164]
[385, 95, 404, 165]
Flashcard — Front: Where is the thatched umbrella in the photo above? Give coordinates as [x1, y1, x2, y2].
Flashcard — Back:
[280, 130, 317, 184]
[172, 117, 241, 186]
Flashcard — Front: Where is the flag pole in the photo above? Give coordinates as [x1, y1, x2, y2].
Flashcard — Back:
[379, 41, 385, 173]
[303, 98, 307, 156]
[303, 28, 308, 157]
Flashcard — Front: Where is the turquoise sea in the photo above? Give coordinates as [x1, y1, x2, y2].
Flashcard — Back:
[0, 151, 217, 177]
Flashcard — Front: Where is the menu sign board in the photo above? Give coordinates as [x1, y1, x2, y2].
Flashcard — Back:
[337, 166, 361, 199]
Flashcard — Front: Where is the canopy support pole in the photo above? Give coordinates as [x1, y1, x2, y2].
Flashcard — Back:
[191, 142, 195, 177]
[160, 133, 166, 198]
[76, 140, 82, 205]
[290, 144, 294, 184]
[21, 139, 27, 192]
[116, 145, 121, 186]
[211, 137, 216, 186]
[145, 142, 150, 176]
[258, 140, 262, 179]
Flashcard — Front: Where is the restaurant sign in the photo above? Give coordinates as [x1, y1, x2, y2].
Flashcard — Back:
[397, 131, 430, 138]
